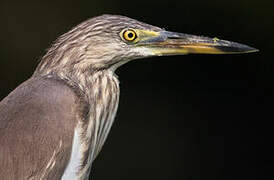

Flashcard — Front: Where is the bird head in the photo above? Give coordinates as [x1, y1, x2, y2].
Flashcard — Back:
[35, 14, 258, 75]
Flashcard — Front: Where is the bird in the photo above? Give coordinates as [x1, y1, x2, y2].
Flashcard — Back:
[0, 14, 258, 180]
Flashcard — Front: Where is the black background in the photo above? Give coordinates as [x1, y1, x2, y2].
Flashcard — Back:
[0, 0, 273, 179]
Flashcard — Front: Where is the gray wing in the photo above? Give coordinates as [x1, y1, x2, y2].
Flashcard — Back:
[0, 77, 84, 180]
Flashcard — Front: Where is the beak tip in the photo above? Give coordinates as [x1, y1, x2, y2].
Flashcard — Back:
[216, 43, 259, 54]
[251, 48, 259, 52]
[243, 46, 259, 53]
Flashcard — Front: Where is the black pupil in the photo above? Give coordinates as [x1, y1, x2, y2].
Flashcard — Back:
[128, 32, 134, 38]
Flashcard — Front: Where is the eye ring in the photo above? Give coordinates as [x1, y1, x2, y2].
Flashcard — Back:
[122, 29, 137, 42]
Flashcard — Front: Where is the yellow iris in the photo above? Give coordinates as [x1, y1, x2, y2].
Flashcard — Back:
[122, 29, 137, 42]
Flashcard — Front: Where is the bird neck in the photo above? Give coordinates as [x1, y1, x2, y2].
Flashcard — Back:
[54, 69, 120, 179]
[34, 66, 117, 99]
[74, 70, 120, 178]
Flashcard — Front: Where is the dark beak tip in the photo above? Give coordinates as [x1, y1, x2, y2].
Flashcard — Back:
[250, 47, 259, 52]
[232, 40, 259, 53]
[243, 46, 259, 53]
[217, 43, 259, 54]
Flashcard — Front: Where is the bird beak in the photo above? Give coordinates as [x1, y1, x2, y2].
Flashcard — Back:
[139, 30, 258, 55]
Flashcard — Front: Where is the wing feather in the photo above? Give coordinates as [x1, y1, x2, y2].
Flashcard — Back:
[0, 77, 84, 180]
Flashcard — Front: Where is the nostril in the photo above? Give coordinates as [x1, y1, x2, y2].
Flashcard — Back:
[168, 36, 181, 39]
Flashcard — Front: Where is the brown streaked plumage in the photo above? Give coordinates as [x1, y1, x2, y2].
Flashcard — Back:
[0, 14, 258, 179]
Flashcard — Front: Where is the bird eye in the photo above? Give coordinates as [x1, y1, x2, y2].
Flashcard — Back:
[122, 29, 137, 42]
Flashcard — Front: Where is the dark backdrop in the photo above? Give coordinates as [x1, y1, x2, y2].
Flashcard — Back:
[0, 0, 273, 179]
